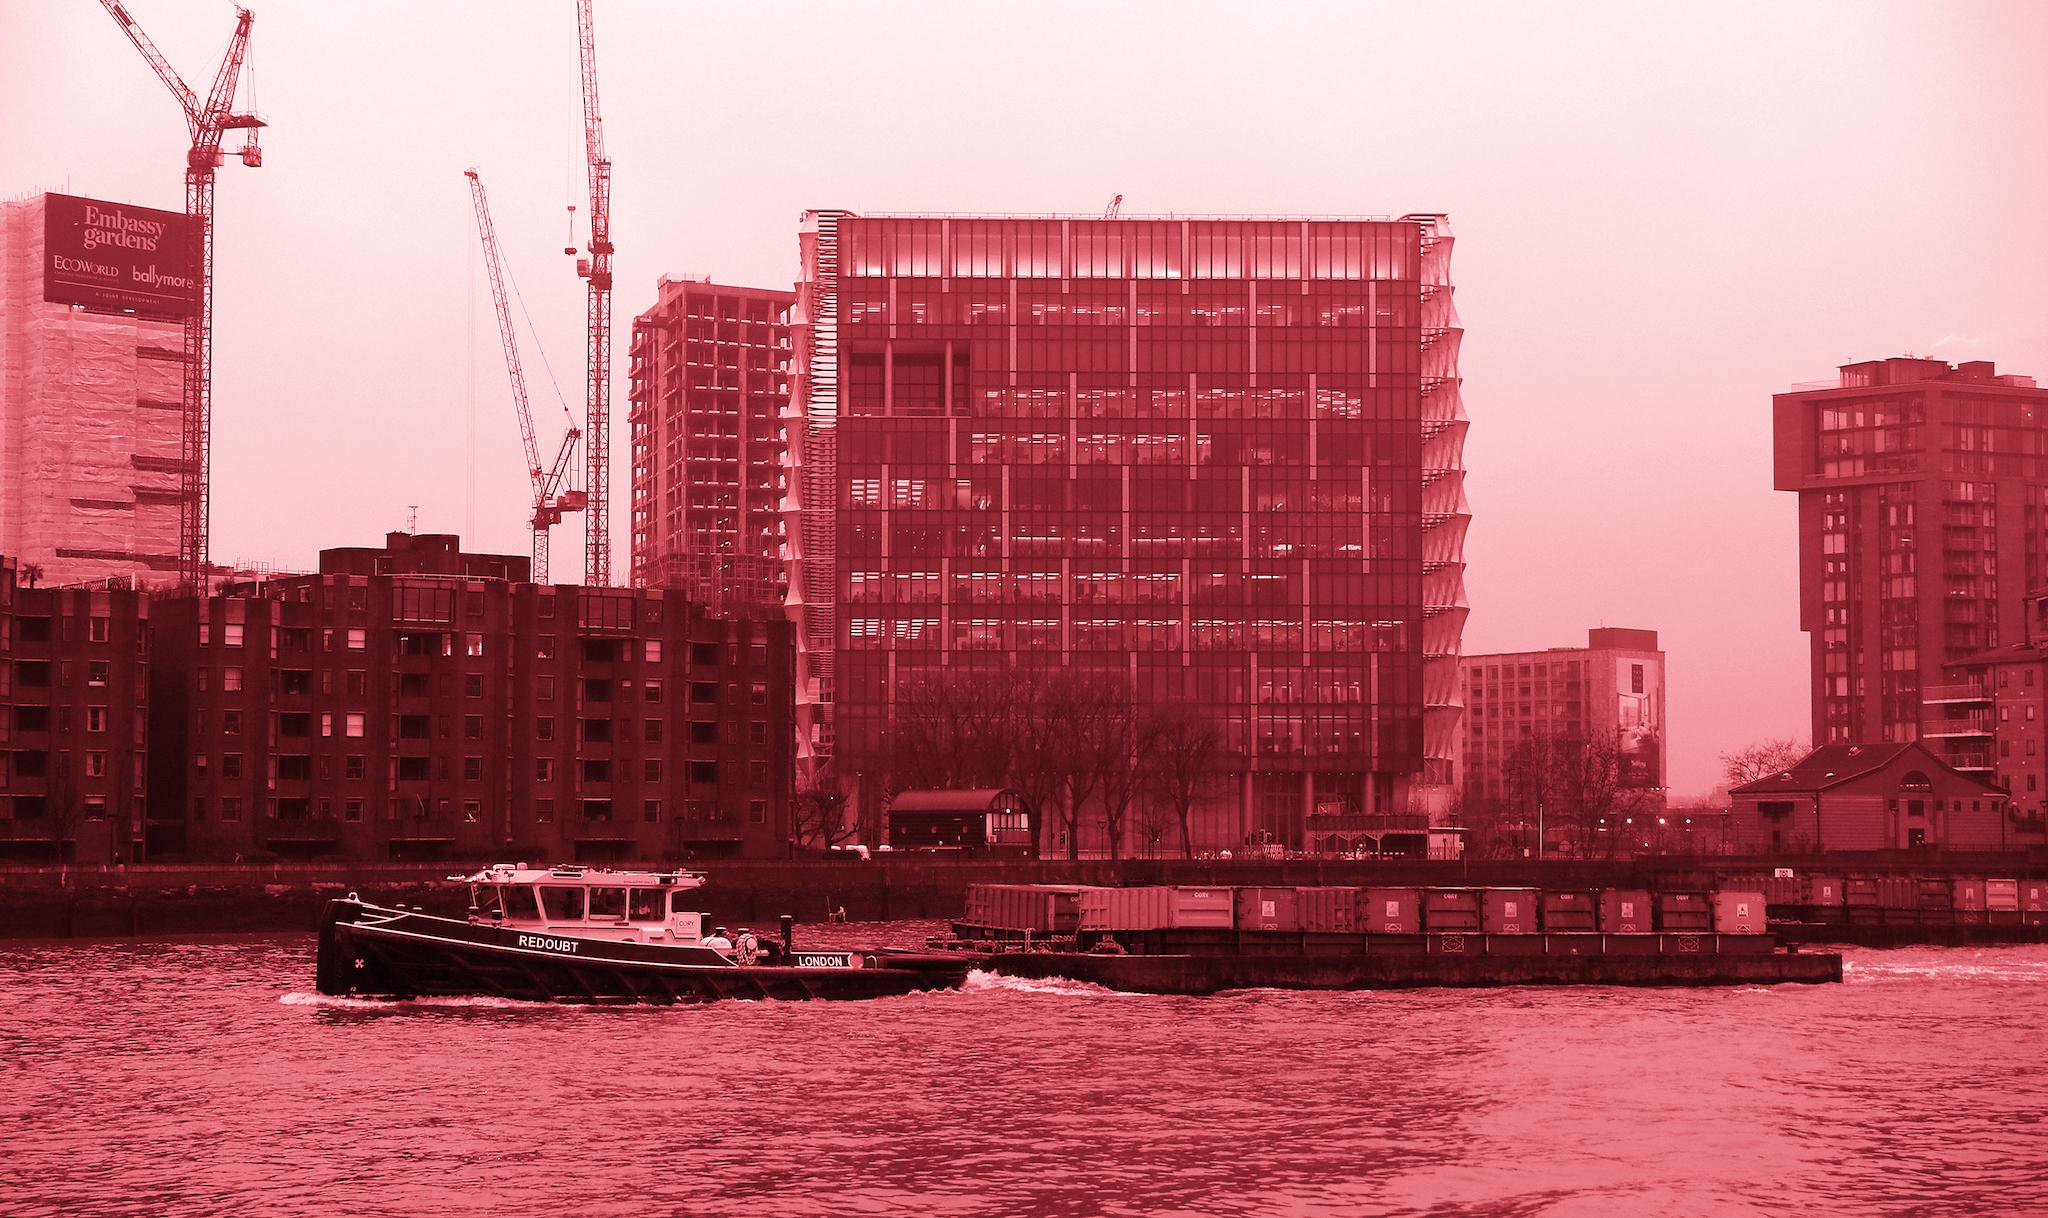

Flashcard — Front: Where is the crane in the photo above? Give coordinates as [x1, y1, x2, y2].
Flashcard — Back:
[464, 170, 585, 584]
[98, 1, 266, 591]
[1104, 194, 1123, 219]
[572, 0, 615, 586]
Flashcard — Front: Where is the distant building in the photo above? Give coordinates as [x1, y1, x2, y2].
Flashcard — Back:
[1773, 357, 2048, 779]
[786, 211, 1469, 854]
[1458, 628, 1666, 809]
[1942, 587, 2048, 844]
[0, 554, 151, 862]
[1, 194, 191, 587]
[1726, 741, 2009, 852]
[146, 532, 794, 863]
[627, 277, 794, 611]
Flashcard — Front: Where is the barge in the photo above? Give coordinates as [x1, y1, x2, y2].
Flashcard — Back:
[953, 883, 1844, 991]
[316, 864, 972, 1004]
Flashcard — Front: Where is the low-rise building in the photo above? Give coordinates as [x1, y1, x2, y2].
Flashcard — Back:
[1726, 741, 2010, 852]
[1459, 628, 1667, 808]
[0, 555, 151, 861]
[147, 532, 794, 863]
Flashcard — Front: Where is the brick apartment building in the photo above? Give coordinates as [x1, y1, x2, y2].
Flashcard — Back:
[146, 533, 794, 863]
[1459, 627, 1667, 809]
[1774, 356, 2047, 778]
[628, 277, 794, 610]
[0, 555, 151, 861]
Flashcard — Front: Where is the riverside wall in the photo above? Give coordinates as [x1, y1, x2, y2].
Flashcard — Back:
[3, 852, 2046, 940]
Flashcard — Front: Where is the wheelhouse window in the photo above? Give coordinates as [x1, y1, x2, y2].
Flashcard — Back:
[539, 886, 586, 921]
[500, 885, 540, 920]
[670, 891, 695, 915]
[628, 890, 665, 922]
[589, 887, 628, 920]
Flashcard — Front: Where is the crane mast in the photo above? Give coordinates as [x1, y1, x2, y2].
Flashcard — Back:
[574, 0, 614, 586]
[99, 1, 265, 591]
[464, 170, 584, 584]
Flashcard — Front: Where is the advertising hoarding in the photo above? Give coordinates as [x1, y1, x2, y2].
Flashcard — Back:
[42, 192, 200, 320]
[1616, 658, 1663, 788]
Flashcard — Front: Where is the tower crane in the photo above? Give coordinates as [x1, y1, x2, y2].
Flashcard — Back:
[98, 1, 266, 590]
[1104, 194, 1123, 219]
[465, 170, 585, 583]
[572, 0, 615, 586]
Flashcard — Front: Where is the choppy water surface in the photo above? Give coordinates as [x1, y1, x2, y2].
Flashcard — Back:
[3, 927, 2046, 1217]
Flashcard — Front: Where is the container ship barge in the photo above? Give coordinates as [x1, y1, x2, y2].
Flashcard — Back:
[1754, 872, 2048, 947]
[954, 883, 1842, 992]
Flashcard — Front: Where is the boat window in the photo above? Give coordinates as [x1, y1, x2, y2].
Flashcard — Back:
[500, 885, 540, 920]
[628, 889, 665, 922]
[589, 887, 628, 920]
[539, 886, 586, 921]
[671, 890, 695, 915]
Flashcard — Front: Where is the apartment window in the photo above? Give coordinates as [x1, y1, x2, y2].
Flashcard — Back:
[538, 676, 556, 702]
[87, 707, 108, 734]
[86, 752, 108, 778]
[347, 670, 368, 696]
[644, 640, 662, 664]
[750, 721, 767, 745]
[748, 800, 766, 824]
[223, 667, 243, 692]
[345, 755, 366, 780]
[345, 712, 366, 738]
[221, 709, 240, 735]
[642, 799, 661, 823]
[464, 714, 483, 739]
[222, 754, 243, 779]
[463, 756, 484, 780]
[346, 628, 367, 650]
[88, 661, 110, 687]
[221, 797, 242, 822]
[750, 682, 767, 707]
[539, 594, 556, 619]
[198, 667, 209, 692]
[644, 759, 663, 783]
[464, 673, 485, 698]
[321, 712, 334, 737]
[535, 758, 554, 782]
[749, 760, 769, 786]
[88, 617, 110, 643]
[463, 800, 482, 823]
[644, 679, 663, 705]
[535, 797, 554, 823]
[343, 798, 364, 823]
[465, 633, 484, 658]
[537, 636, 557, 660]
[643, 718, 662, 744]
[536, 717, 556, 742]
[222, 622, 243, 648]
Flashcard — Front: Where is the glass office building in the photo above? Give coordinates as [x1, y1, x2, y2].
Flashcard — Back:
[786, 213, 1468, 852]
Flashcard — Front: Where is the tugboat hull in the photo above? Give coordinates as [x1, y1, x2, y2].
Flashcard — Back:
[317, 900, 970, 1004]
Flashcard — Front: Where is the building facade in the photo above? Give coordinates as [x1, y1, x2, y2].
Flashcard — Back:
[147, 533, 794, 863]
[1, 194, 188, 587]
[1942, 588, 2048, 844]
[785, 212, 1469, 852]
[0, 554, 151, 861]
[1774, 357, 2048, 777]
[1727, 742, 2009, 852]
[628, 276, 794, 610]
[1459, 627, 1667, 809]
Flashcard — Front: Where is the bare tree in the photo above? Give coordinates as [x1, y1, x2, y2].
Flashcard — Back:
[1020, 672, 1122, 860]
[790, 772, 857, 849]
[44, 753, 84, 864]
[1145, 703, 1227, 859]
[1093, 695, 1166, 862]
[19, 562, 43, 589]
[1720, 738, 1811, 789]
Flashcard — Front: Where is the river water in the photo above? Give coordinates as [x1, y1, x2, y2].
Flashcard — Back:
[2, 926, 2045, 1217]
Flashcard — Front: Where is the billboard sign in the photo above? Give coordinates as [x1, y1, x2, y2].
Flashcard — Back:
[42, 193, 200, 320]
[1616, 657, 1663, 789]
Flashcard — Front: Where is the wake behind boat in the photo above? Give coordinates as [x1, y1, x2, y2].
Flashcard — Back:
[315, 864, 975, 1004]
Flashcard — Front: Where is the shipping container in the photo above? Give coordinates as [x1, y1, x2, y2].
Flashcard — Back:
[1296, 887, 1358, 933]
[1763, 874, 1805, 907]
[1540, 890, 1599, 932]
[1951, 878, 1988, 925]
[1170, 887, 1237, 929]
[2022, 881, 2048, 927]
[1655, 891, 1715, 933]
[1423, 888, 1483, 933]
[1362, 887, 1421, 934]
[1713, 891, 1768, 934]
[1078, 886, 1174, 931]
[1843, 877, 1881, 907]
[1986, 878, 2020, 913]
[977, 884, 1085, 934]
[1234, 887, 1301, 932]
[1915, 877, 1954, 911]
[1599, 889, 1654, 934]
[1806, 875, 1846, 907]
[1877, 875, 1917, 911]
[1482, 888, 1540, 934]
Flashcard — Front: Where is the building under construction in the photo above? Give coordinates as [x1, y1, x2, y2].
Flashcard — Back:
[0, 192, 194, 587]
[627, 276, 794, 611]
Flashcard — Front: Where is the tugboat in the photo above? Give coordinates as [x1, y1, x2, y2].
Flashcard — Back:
[316, 864, 975, 1004]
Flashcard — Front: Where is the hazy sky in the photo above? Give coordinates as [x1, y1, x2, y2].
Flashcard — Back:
[7, 1, 2047, 795]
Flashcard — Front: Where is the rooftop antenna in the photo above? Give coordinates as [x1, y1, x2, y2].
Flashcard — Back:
[405, 504, 419, 533]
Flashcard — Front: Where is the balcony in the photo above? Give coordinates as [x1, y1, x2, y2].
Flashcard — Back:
[1922, 682, 1991, 705]
[1922, 711, 1993, 738]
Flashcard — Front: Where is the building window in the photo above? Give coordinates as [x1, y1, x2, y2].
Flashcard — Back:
[465, 633, 484, 658]
[463, 800, 482, 823]
[751, 682, 767, 706]
[345, 712, 366, 738]
[220, 797, 242, 822]
[347, 670, 368, 696]
[464, 714, 483, 739]
[537, 717, 555, 741]
[88, 617, 110, 643]
[644, 640, 662, 664]
[345, 755, 366, 780]
[644, 679, 662, 705]
[86, 752, 108, 778]
[222, 666, 243, 692]
[644, 719, 662, 744]
[642, 799, 661, 823]
[538, 676, 556, 702]
[644, 759, 663, 783]
[463, 756, 483, 780]
[535, 758, 554, 782]
[748, 800, 766, 823]
[750, 721, 767, 745]
[535, 798, 554, 823]
[464, 673, 484, 698]
[346, 628, 367, 650]
[749, 760, 768, 786]
[87, 707, 108, 734]
[222, 754, 242, 779]
[343, 798, 364, 823]
[88, 661, 110, 687]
